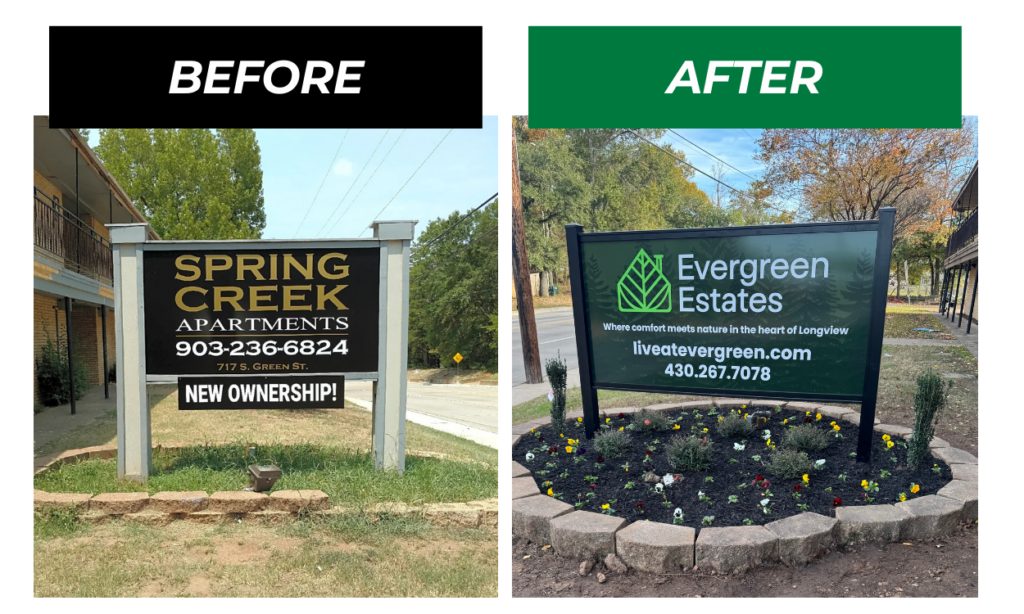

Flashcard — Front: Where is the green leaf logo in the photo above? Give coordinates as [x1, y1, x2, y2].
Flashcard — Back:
[617, 249, 672, 312]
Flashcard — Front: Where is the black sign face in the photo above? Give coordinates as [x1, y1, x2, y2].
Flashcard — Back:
[178, 375, 345, 410]
[143, 246, 379, 375]
[48, 26, 482, 129]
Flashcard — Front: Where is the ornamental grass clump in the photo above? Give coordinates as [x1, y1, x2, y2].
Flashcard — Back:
[716, 412, 753, 438]
[665, 435, 713, 472]
[783, 424, 831, 453]
[632, 408, 671, 433]
[545, 353, 568, 431]
[592, 429, 631, 459]
[908, 369, 951, 469]
[767, 448, 817, 479]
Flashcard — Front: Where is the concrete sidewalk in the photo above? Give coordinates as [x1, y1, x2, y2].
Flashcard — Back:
[512, 367, 581, 406]
[34, 385, 115, 453]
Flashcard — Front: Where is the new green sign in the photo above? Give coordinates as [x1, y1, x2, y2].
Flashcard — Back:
[529, 26, 961, 128]
[573, 221, 892, 401]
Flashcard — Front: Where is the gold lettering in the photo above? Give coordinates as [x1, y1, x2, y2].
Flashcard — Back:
[269, 254, 278, 280]
[283, 285, 312, 311]
[249, 286, 277, 311]
[213, 286, 245, 311]
[205, 255, 233, 281]
[174, 255, 201, 281]
[283, 254, 313, 280]
[318, 253, 349, 279]
[175, 286, 207, 312]
[317, 285, 348, 310]
[237, 255, 266, 280]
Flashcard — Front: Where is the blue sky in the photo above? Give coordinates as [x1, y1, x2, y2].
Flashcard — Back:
[657, 129, 765, 202]
[85, 118, 498, 241]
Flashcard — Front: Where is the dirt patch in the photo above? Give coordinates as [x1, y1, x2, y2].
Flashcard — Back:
[513, 523, 978, 597]
[207, 536, 302, 564]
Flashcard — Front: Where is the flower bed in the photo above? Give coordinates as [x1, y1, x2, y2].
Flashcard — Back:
[513, 404, 951, 527]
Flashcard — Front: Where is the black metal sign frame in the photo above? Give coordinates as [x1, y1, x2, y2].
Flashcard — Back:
[565, 208, 895, 462]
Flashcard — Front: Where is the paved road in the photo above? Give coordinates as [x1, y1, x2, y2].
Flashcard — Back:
[345, 380, 498, 433]
[510, 307, 578, 385]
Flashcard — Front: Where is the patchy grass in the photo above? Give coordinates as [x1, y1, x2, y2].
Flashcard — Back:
[34, 517, 497, 597]
[513, 388, 713, 425]
[36, 387, 495, 468]
[884, 313, 954, 339]
[885, 304, 935, 314]
[34, 443, 496, 506]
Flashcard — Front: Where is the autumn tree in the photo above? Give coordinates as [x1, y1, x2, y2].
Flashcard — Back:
[753, 123, 976, 241]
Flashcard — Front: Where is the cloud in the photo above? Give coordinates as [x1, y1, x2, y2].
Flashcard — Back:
[333, 159, 353, 176]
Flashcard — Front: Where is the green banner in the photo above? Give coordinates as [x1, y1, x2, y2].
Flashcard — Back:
[529, 26, 961, 128]
[580, 229, 880, 397]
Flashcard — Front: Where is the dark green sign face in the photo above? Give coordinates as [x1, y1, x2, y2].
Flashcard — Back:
[580, 230, 878, 398]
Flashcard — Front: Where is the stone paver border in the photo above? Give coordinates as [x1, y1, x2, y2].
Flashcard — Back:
[511, 400, 977, 574]
[33, 445, 497, 529]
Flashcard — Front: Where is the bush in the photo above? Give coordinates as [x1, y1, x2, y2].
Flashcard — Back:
[593, 429, 631, 459]
[665, 435, 713, 472]
[908, 370, 951, 469]
[783, 424, 831, 453]
[716, 413, 752, 438]
[545, 353, 568, 431]
[108, 361, 117, 383]
[631, 408, 671, 433]
[35, 335, 89, 407]
[767, 448, 816, 479]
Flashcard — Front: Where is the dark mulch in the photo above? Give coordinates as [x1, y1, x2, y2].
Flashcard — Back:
[513, 405, 951, 527]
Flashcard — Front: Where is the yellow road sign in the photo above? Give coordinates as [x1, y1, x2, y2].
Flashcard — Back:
[453, 353, 463, 363]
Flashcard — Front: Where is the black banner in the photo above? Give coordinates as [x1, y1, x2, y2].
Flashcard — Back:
[143, 246, 379, 375]
[178, 375, 345, 410]
[49, 26, 482, 128]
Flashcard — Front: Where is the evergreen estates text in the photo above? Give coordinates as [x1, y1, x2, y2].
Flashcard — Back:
[677, 254, 829, 314]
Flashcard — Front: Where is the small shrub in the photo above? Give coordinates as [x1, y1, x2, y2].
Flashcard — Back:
[716, 413, 752, 438]
[908, 370, 951, 469]
[767, 448, 816, 479]
[631, 408, 670, 433]
[108, 361, 117, 383]
[783, 424, 831, 453]
[545, 353, 568, 431]
[593, 429, 631, 459]
[35, 335, 89, 407]
[665, 435, 713, 472]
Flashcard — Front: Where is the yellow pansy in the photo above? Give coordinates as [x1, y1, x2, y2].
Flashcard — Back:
[806, 411, 811, 416]
[743, 413, 748, 419]
[899, 493, 907, 502]
[565, 446, 573, 453]
[833, 425, 841, 432]
[619, 427, 624, 431]
[910, 484, 920, 494]
[783, 419, 788, 424]
[861, 479, 868, 488]
[547, 488, 553, 496]
[606, 418, 611, 423]
[766, 438, 772, 447]
[702, 428, 708, 433]
[577, 417, 583, 423]
[718, 416, 724, 422]
[886, 440, 894, 449]
[531, 428, 535, 433]
[882, 434, 891, 441]
[815, 413, 822, 421]
[601, 504, 609, 510]
[672, 425, 681, 430]
[802, 474, 809, 484]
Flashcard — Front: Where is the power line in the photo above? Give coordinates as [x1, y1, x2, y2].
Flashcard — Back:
[322, 129, 407, 237]
[410, 224, 497, 283]
[359, 129, 453, 236]
[741, 128, 759, 144]
[666, 129, 758, 182]
[415, 192, 498, 250]
[292, 129, 349, 238]
[315, 130, 390, 238]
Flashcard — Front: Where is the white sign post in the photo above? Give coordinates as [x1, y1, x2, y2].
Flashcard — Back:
[108, 219, 416, 481]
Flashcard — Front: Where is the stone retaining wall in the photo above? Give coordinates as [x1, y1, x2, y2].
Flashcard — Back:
[512, 400, 978, 574]
[33, 444, 498, 529]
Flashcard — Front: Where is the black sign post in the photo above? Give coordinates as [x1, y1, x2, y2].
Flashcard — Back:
[565, 209, 895, 461]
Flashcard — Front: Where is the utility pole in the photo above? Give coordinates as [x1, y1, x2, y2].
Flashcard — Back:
[512, 126, 543, 384]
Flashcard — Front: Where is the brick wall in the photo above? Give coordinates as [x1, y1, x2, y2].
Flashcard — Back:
[33, 170, 63, 204]
[33, 293, 115, 404]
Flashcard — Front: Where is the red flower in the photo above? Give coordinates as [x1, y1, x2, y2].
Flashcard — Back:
[832, 498, 843, 507]
[618, 412, 625, 419]
[589, 484, 596, 491]
[755, 475, 764, 482]
[804, 416, 813, 424]
[636, 502, 644, 510]
[597, 455, 604, 463]
[538, 437, 544, 442]
[793, 484, 802, 492]
[761, 480, 770, 489]
[645, 450, 653, 456]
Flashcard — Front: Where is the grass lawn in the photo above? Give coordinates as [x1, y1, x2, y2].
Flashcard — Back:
[34, 443, 495, 506]
[34, 511, 496, 597]
[36, 386, 495, 468]
[513, 388, 714, 425]
[884, 312, 955, 340]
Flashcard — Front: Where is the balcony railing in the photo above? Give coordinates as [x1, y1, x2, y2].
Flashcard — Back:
[946, 208, 978, 258]
[34, 187, 113, 284]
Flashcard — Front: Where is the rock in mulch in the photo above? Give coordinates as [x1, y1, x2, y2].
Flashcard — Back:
[579, 560, 593, 576]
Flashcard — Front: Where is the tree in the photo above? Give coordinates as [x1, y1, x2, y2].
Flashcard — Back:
[753, 124, 976, 241]
[94, 129, 266, 240]
[408, 201, 498, 372]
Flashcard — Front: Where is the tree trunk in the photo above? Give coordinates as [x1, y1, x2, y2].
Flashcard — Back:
[539, 270, 549, 297]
